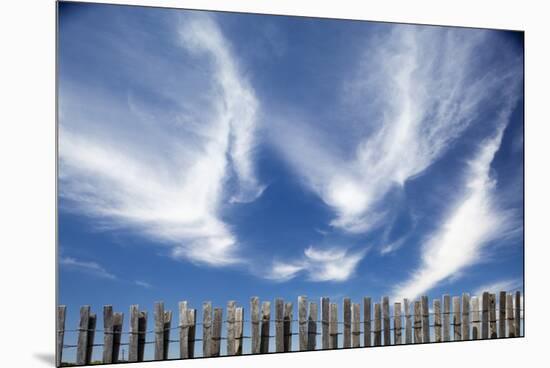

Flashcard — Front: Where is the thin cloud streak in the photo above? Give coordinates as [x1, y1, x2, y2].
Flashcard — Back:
[59, 14, 263, 267]
[266, 246, 367, 282]
[392, 110, 517, 300]
[60, 257, 117, 280]
[473, 278, 523, 297]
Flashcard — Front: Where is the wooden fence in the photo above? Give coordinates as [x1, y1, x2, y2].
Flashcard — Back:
[56, 291, 523, 366]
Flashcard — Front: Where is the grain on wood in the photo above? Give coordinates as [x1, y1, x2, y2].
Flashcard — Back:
[284, 302, 293, 352]
[434, 299, 442, 342]
[343, 298, 352, 348]
[103, 305, 114, 364]
[211, 308, 222, 357]
[308, 302, 318, 350]
[352, 303, 360, 348]
[260, 301, 271, 354]
[443, 295, 451, 342]
[462, 293, 470, 340]
[394, 302, 402, 345]
[298, 296, 308, 351]
[76, 305, 91, 366]
[489, 293, 497, 338]
[363, 297, 372, 347]
[203, 302, 212, 358]
[506, 293, 515, 337]
[499, 291, 507, 338]
[57, 305, 66, 367]
[514, 291, 521, 337]
[413, 301, 422, 344]
[275, 298, 285, 352]
[250, 297, 260, 354]
[321, 297, 330, 349]
[421, 296, 430, 343]
[382, 296, 391, 346]
[235, 307, 244, 355]
[452, 296, 461, 341]
[404, 298, 412, 344]
[481, 292, 489, 339]
[471, 297, 480, 340]
[374, 303, 382, 346]
[227, 300, 236, 355]
[329, 303, 339, 349]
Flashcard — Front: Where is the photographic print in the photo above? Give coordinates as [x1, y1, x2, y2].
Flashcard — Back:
[56, 1, 524, 365]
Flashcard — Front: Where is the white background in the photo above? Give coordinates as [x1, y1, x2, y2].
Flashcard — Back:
[0, 0, 548, 367]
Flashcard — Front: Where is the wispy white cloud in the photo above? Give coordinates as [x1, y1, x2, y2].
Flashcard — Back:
[473, 278, 523, 297]
[269, 27, 522, 235]
[392, 111, 518, 300]
[59, 14, 263, 267]
[60, 257, 117, 280]
[266, 246, 367, 282]
[134, 280, 152, 289]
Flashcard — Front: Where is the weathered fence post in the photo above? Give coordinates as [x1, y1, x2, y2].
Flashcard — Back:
[298, 296, 308, 351]
[154, 302, 167, 360]
[138, 311, 147, 361]
[514, 291, 521, 337]
[462, 293, 470, 340]
[235, 307, 244, 355]
[433, 299, 442, 342]
[344, 298, 352, 348]
[275, 298, 285, 352]
[321, 297, 330, 349]
[308, 302, 318, 350]
[352, 303, 360, 348]
[203, 302, 212, 358]
[489, 293, 497, 338]
[394, 302, 402, 345]
[57, 305, 66, 367]
[374, 303, 382, 346]
[471, 296, 480, 340]
[506, 294, 515, 337]
[481, 292, 489, 339]
[421, 296, 430, 343]
[499, 291, 506, 338]
[103, 306, 114, 364]
[112, 312, 123, 363]
[211, 308, 222, 357]
[452, 296, 461, 341]
[382, 297, 390, 345]
[284, 302, 293, 352]
[329, 303, 339, 349]
[227, 300, 236, 355]
[364, 297, 372, 347]
[165, 310, 172, 358]
[86, 313, 97, 365]
[251, 297, 260, 354]
[260, 301, 271, 353]
[404, 298, 412, 344]
[413, 301, 422, 344]
[179, 301, 189, 359]
[77, 305, 94, 366]
[129, 305, 139, 362]
[443, 295, 451, 342]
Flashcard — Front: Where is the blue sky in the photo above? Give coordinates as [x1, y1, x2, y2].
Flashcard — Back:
[57, 1, 523, 360]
